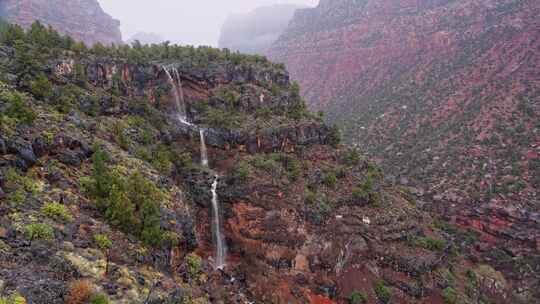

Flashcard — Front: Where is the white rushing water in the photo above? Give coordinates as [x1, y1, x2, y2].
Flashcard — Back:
[200, 128, 226, 269]
[210, 176, 227, 269]
[163, 66, 189, 124]
[200, 129, 209, 167]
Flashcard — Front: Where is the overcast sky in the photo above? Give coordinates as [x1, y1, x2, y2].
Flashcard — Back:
[97, 0, 319, 46]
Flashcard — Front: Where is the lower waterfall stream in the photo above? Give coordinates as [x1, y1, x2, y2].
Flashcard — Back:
[199, 129, 227, 269]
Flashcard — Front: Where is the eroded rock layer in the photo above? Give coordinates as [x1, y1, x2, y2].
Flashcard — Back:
[0, 0, 122, 45]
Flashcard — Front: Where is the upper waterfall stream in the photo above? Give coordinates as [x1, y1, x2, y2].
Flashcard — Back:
[163, 66, 189, 125]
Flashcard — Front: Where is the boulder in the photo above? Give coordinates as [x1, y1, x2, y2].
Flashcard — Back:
[58, 151, 83, 167]
[32, 137, 49, 158]
[7, 140, 38, 169]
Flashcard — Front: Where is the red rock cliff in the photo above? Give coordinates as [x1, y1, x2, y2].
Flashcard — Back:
[0, 0, 122, 46]
[267, 0, 540, 212]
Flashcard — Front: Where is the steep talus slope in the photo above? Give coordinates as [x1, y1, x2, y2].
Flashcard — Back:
[0, 0, 122, 45]
[267, 0, 539, 256]
[0, 22, 538, 303]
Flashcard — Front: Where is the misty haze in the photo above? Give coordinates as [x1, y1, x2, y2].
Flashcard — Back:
[0, 0, 538, 303]
[98, 0, 319, 46]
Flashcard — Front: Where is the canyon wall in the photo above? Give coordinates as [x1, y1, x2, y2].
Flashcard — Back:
[0, 0, 122, 46]
[268, 0, 540, 212]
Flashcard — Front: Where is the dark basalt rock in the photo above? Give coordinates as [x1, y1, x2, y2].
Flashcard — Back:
[19, 279, 67, 304]
[0, 137, 7, 155]
[160, 208, 198, 250]
[182, 169, 215, 208]
[8, 141, 37, 169]
[32, 137, 49, 158]
[57, 151, 83, 167]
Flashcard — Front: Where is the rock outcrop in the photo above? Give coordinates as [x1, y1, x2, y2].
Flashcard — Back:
[218, 4, 306, 54]
[0, 0, 122, 46]
[267, 0, 540, 232]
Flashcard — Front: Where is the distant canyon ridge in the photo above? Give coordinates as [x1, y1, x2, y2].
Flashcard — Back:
[0, 0, 122, 46]
[218, 4, 306, 55]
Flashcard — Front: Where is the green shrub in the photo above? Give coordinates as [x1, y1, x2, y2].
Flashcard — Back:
[24, 223, 54, 241]
[93, 234, 112, 251]
[4, 169, 38, 193]
[161, 231, 180, 248]
[4, 169, 39, 204]
[323, 171, 338, 188]
[87, 144, 116, 202]
[286, 100, 309, 120]
[112, 120, 131, 150]
[1, 90, 37, 124]
[186, 252, 202, 281]
[409, 236, 447, 251]
[104, 183, 137, 230]
[0, 293, 26, 304]
[279, 154, 302, 181]
[304, 188, 317, 206]
[135, 146, 152, 162]
[82, 94, 100, 117]
[42, 202, 73, 222]
[54, 94, 76, 113]
[202, 107, 246, 129]
[327, 124, 341, 147]
[87, 146, 164, 246]
[152, 144, 173, 174]
[30, 74, 53, 100]
[93, 234, 112, 275]
[348, 291, 367, 304]
[373, 280, 391, 304]
[251, 155, 279, 172]
[352, 180, 372, 202]
[89, 293, 109, 304]
[255, 107, 273, 122]
[232, 161, 250, 182]
[7, 189, 26, 205]
[342, 148, 362, 166]
[442, 287, 458, 304]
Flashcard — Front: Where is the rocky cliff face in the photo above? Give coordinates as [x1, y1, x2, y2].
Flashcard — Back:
[268, 0, 539, 247]
[0, 0, 122, 45]
[1, 20, 538, 304]
[218, 4, 306, 54]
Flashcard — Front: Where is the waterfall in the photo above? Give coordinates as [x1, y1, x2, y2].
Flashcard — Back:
[165, 67, 227, 270]
[200, 129, 209, 167]
[200, 129, 226, 269]
[163, 66, 188, 124]
[211, 176, 227, 269]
